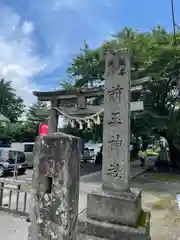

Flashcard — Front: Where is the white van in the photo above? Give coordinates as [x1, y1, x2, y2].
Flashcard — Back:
[11, 142, 35, 168]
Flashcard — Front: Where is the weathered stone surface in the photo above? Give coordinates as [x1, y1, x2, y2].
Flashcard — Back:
[78, 209, 151, 240]
[77, 50, 151, 240]
[87, 187, 142, 227]
[102, 50, 131, 192]
[28, 132, 81, 240]
[78, 234, 108, 240]
[48, 99, 58, 133]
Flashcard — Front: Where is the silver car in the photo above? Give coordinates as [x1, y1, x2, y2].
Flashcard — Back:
[83, 147, 91, 162]
[0, 148, 28, 177]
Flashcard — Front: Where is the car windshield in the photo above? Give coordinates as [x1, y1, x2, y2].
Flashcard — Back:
[9, 151, 26, 160]
[19, 152, 26, 161]
[9, 150, 17, 159]
[24, 144, 34, 153]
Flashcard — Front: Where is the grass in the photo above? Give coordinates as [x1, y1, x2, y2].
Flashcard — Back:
[22, 185, 32, 191]
[150, 173, 180, 181]
[136, 210, 149, 227]
[146, 150, 159, 157]
[152, 196, 176, 210]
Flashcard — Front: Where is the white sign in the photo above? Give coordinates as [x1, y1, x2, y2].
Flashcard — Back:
[176, 194, 180, 209]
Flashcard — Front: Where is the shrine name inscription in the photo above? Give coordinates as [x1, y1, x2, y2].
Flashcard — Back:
[105, 74, 126, 179]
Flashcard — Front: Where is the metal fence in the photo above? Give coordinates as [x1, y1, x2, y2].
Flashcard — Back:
[0, 178, 32, 217]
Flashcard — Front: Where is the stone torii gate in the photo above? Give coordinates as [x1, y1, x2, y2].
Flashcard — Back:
[33, 77, 150, 134]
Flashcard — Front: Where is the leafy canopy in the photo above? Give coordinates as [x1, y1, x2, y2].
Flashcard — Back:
[62, 26, 180, 162]
[0, 79, 24, 122]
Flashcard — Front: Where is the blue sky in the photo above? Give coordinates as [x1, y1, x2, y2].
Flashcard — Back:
[0, 0, 179, 105]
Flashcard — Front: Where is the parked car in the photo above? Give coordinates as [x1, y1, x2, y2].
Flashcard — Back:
[83, 147, 91, 162]
[85, 143, 102, 162]
[89, 148, 96, 161]
[11, 142, 35, 168]
[0, 148, 28, 177]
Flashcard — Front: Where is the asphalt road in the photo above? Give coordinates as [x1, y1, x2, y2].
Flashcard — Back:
[4, 162, 102, 181]
[3, 156, 156, 181]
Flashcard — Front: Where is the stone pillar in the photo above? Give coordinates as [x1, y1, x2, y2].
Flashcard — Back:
[48, 99, 58, 133]
[28, 132, 81, 240]
[102, 50, 131, 192]
[77, 50, 151, 240]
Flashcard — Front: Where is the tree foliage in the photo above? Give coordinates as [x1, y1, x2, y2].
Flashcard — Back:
[68, 41, 105, 88]
[0, 79, 24, 122]
[0, 80, 49, 142]
[26, 101, 49, 126]
[26, 101, 49, 136]
[8, 122, 36, 142]
[60, 79, 75, 90]
[7, 101, 49, 142]
[65, 26, 180, 165]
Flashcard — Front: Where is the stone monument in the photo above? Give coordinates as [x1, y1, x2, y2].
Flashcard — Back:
[28, 132, 81, 240]
[77, 49, 151, 240]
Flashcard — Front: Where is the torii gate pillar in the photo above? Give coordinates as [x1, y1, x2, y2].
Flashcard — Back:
[48, 99, 58, 133]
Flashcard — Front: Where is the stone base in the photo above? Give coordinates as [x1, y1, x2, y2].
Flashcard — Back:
[78, 233, 109, 240]
[78, 209, 151, 240]
[87, 187, 142, 227]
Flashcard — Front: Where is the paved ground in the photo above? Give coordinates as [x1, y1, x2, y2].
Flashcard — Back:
[0, 160, 152, 239]
[0, 212, 28, 240]
[4, 162, 103, 181]
[131, 172, 180, 240]
[1, 158, 180, 240]
[0, 160, 148, 238]
[4, 157, 153, 182]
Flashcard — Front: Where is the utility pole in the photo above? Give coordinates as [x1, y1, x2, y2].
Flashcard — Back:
[170, 0, 177, 45]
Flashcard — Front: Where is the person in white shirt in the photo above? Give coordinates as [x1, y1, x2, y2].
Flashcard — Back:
[138, 147, 147, 168]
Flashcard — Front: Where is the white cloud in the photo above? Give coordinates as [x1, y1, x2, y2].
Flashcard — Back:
[0, 1, 116, 107]
[54, 0, 83, 9]
[53, 0, 113, 10]
[30, 0, 116, 73]
[0, 5, 46, 106]
[22, 21, 34, 35]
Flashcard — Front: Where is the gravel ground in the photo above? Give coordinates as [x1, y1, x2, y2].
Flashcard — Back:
[131, 172, 180, 240]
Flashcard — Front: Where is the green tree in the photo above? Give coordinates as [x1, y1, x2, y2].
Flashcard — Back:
[67, 26, 180, 166]
[60, 79, 74, 90]
[8, 121, 36, 142]
[68, 42, 105, 88]
[26, 101, 49, 134]
[9, 101, 49, 142]
[0, 79, 24, 122]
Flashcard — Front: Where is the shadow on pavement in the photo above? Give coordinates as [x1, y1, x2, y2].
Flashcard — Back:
[131, 171, 180, 196]
[80, 163, 102, 176]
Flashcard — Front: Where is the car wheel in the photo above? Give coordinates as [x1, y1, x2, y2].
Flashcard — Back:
[0, 166, 5, 177]
[18, 169, 26, 175]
